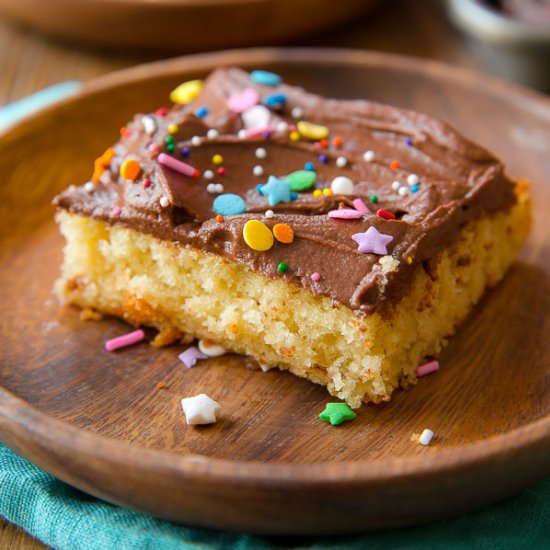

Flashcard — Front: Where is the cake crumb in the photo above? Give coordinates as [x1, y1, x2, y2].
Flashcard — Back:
[151, 326, 188, 347]
[157, 381, 169, 390]
[79, 308, 103, 322]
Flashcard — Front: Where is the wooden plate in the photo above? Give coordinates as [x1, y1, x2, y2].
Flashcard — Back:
[1, 48, 549, 535]
[0, 0, 378, 51]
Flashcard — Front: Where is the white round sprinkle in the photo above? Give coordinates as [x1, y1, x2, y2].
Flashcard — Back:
[198, 339, 227, 357]
[255, 147, 267, 159]
[391, 180, 401, 190]
[330, 176, 354, 195]
[398, 186, 409, 196]
[84, 182, 95, 193]
[407, 174, 419, 186]
[336, 156, 347, 168]
[238, 129, 248, 139]
[291, 107, 303, 119]
[203, 169, 214, 180]
[363, 150, 375, 162]
[419, 429, 434, 446]
[276, 121, 288, 133]
[242, 105, 271, 130]
[141, 115, 157, 135]
[265, 209, 274, 218]
[191, 135, 201, 146]
[214, 183, 224, 194]
[160, 196, 170, 207]
[253, 165, 264, 176]
[206, 183, 216, 193]
[206, 129, 219, 139]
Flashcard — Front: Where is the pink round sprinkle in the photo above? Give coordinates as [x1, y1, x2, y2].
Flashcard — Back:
[311, 272, 321, 282]
[105, 329, 145, 352]
[247, 125, 275, 137]
[416, 359, 440, 377]
[158, 153, 197, 178]
[217, 167, 226, 176]
[228, 88, 259, 113]
[111, 206, 121, 216]
[328, 209, 364, 219]
[352, 198, 369, 213]
[148, 143, 160, 153]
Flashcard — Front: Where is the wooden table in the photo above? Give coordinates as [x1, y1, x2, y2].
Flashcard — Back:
[0, 0, 492, 546]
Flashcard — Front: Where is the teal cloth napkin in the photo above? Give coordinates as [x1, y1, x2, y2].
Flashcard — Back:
[2, 84, 549, 550]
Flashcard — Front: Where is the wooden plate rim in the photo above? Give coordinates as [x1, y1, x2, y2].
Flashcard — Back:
[1, 47, 549, 485]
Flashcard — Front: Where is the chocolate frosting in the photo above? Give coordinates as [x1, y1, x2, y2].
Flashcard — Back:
[53, 67, 517, 315]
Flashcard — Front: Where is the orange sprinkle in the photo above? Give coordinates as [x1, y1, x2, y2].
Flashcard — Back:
[120, 158, 141, 181]
[390, 160, 401, 170]
[215, 214, 224, 222]
[332, 136, 343, 148]
[319, 138, 329, 148]
[273, 223, 294, 244]
[92, 147, 115, 182]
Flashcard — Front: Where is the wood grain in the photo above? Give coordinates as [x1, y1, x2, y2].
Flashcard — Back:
[0, 48, 548, 535]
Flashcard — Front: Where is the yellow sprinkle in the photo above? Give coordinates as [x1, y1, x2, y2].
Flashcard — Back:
[212, 154, 224, 165]
[297, 121, 329, 140]
[289, 131, 300, 142]
[322, 188, 333, 196]
[243, 220, 274, 252]
[313, 189, 322, 198]
[406, 256, 413, 265]
[169, 79, 203, 105]
[168, 124, 178, 134]
[120, 159, 141, 181]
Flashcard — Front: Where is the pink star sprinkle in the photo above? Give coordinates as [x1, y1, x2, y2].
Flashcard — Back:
[179, 346, 208, 368]
[352, 226, 394, 255]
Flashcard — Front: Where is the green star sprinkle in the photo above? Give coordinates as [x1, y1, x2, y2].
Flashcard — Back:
[319, 403, 357, 426]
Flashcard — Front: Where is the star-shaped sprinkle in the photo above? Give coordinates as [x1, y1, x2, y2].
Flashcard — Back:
[181, 394, 221, 425]
[178, 346, 207, 368]
[352, 226, 394, 255]
[259, 176, 294, 206]
[319, 403, 357, 426]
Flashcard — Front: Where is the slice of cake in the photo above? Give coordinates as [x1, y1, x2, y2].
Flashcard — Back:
[53, 67, 531, 408]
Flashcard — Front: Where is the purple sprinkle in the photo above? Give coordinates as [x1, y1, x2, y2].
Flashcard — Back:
[178, 346, 208, 368]
[405, 137, 413, 146]
[263, 130, 272, 139]
[181, 147, 190, 157]
[319, 154, 328, 164]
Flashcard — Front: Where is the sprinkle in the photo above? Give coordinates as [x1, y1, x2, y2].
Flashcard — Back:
[291, 107, 303, 119]
[276, 121, 288, 133]
[406, 256, 413, 264]
[164, 136, 174, 145]
[181, 394, 221, 425]
[207, 129, 219, 139]
[217, 167, 225, 176]
[203, 169, 214, 179]
[328, 209, 363, 220]
[336, 156, 347, 168]
[250, 70, 281, 86]
[84, 182, 95, 193]
[141, 115, 157, 135]
[297, 121, 329, 140]
[277, 262, 288, 273]
[228, 87, 259, 113]
[216, 214, 224, 222]
[330, 176, 354, 195]
[377, 209, 396, 220]
[390, 160, 401, 170]
[319, 154, 328, 164]
[198, 339, 227, 357]
[248, 125, 274, 137]
[242, 105, 271, 130]
[160, 196, 170, 207]
[311, 272, 321, 282]
[212, 154, 224, 165]
[416, 359, 440, 377]
[255, 147, 267, 159]
[195, 106, 209, 118]
[273, 223, 294, 243]
[92, 147, 115, 182]
[253, 165, 264, 176]
[319, 403, 356, 426]
[313, 189, 323, 198]
[105, 329, 145, 352]
[191, 136, 201, 146]
[156, 107, 168, 117]
[120, 159, 141, 181]
[158, 153, 198, 178]
[168, 124, 178, 134]
[405, 137, 414, 146]
[332, 136, 343, 148]
[322, 188, 333, 196]
[319, 138, 329, 148]
[170, 79, 203, 104]
[370, 195, 378, 203]
[148, 143, 160, 154]
[303, 162, 314, 171]
[243, 219, 274, 251]
[353, 198, 369, 212]
[391, 180, 401, 190]
[181, 147, 190, 157]
[111, 206, 121, 216]
[418, 429, 434, 446]
[398, 186, 409, 196]
[265, 93, 286, 108]
[265, 210, 274, 218]
[238, 129, 248, 139]
[206, 183, 222, 194]
[213, 193, 246, 216]
[178, 346, 207, 368]
[260, 176, 293, 205]
[289, 130, 300, 141]
[165, 143, 175, 153]
[352, 226, 394, 255]
[411, 184, 420, 193]
[363, 150, 375, 162]
[407, 174, 419, 185]
[287, 170, 316, 191]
